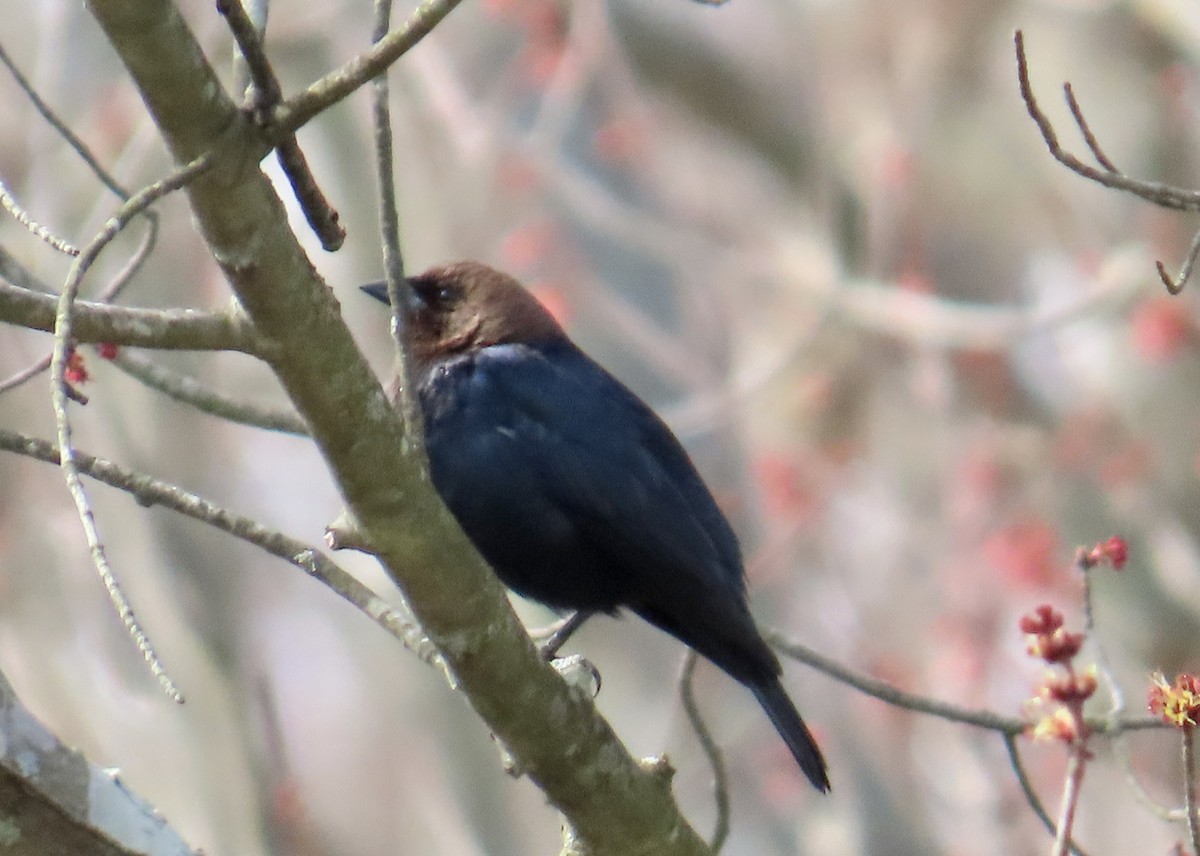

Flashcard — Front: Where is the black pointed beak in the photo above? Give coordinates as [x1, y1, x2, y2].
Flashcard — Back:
[360, 281, 389, 305]
[360, 279, 424, 312]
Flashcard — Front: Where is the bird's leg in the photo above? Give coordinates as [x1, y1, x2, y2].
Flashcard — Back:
[534, 610, 594, 660]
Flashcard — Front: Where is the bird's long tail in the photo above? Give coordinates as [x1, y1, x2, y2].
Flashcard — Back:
[750, 678, 830, 792]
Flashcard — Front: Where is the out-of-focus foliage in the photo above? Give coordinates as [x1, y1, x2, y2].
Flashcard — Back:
[2, 0, 1200, 853]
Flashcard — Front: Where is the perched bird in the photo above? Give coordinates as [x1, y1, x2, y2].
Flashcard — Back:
[362, 261, 830, 792]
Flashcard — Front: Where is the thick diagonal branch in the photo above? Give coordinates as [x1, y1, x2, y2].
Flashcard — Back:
[82, 1, 710, 851]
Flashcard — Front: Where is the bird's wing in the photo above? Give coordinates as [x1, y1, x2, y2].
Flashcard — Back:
[476, 342, 747, 600]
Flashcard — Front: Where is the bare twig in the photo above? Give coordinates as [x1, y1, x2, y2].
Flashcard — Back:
[1004, 734, 1091, 856]
[679, 652, 730, 853]
[1052, 743, 1089, 856]
[533, 611, 592, 659]
[1015, 31, 1200, 212]
[769, 630, 1025, 734]
[230, 0, 270, 97]
[1185, 727, 1200, 856]
[1115, 731, 1186, 821]
[50, 152, 215, 702]
[272, 0, 465, 136]
[216, 0, 281, 112]
[0, 180, 79, 256]
[0, 428, 437, 665]
[1063, 82, 1118, 174]
[0, 39, 160, 285]
[371, 0, 425, 458]
[1015, 30, 1200, 293]
[216, 0, 344, 251]
[96, 216, 157, 303]
[0, 43, 160, 373]
[0, 42, 136, 202]
[272, 142, 344, 251]
[1157, 227, 1200, 296]
[1079, 560, 1127, 740]
[768, 629, 1165, 737]
[110, 350, 309, 435]
[0, 354, 51, 396]
[372, 0, 404, 282]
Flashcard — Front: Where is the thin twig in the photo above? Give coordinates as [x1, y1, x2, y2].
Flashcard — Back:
[216, 0, 281, 112]
[1051, 746, 1089, 856]
[216, 0, 344, 251]
[231, 0, 270, 98]
[769, 630, 1024, 734]
[679, 652, 730, 853]
[1063, 82, 1118, 174]
[1016, 30, 1200, 293]
[96, 216, 157, 303]
[272, 0, 465, 136]
[0, 428, 437, 665]
[1079, 563, 1126, 737]
[1185, 727, 1200, 856]
[1157, 227, 1200, 296]
[0, 42, 134, 201]
[0, 39, 160, 281]
[0, 180, 79, 256]
[371, 0, 425, 458]
[372, 0, 404, 282]
[1076, 562, 1173, 829]
[768, 629, 1165, 736]
[50, 152, 215, 702]
[0, 354, 51, 395]
[1115, 732, 1186, 821]
[110, 350, 309, 435]
[1015, 30, 1200, 213]
[0, 215, 154, 395]
[533, 610, 593, 659]
[1004, 734, 1091, 856]
[272, 142, 344, 251]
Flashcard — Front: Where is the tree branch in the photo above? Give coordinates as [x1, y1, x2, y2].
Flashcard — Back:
[216, 0, 345, 251]
[49, 152, 218, 703]
[0, 663, 197, 856]
[82, 0, 711, 850]
[767, 629, 1165, 737]
[0, 428, 435, 664]
[110, 349, 309, 435]
[1015, 30, 1200, 213]
[0, 277, 261, 353]
[271, 0, 464, 136]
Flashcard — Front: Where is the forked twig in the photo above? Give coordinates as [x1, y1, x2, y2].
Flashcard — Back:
[50, 152, 215, 702]
[216, 0, 344, 251]
[1016, 30, 1200, 292]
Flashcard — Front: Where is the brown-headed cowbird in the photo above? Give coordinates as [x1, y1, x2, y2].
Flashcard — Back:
[362, 261, 830, 792]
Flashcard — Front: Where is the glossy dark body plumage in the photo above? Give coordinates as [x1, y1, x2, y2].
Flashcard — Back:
[363, 263, 829, 792]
